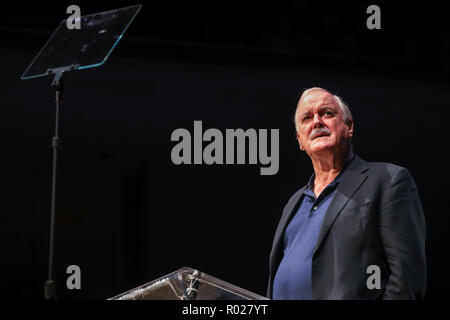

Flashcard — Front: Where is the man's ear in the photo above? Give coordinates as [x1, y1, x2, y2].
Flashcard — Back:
[346, 118, 354, 138]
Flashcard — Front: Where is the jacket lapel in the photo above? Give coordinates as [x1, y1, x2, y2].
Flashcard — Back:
[270, 185, 307, 265]
[312, 155, 369, 257]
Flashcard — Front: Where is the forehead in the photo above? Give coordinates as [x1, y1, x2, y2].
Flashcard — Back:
[298, 90, 338, 113]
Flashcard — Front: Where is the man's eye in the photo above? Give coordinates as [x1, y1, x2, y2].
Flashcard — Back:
[324, 111, 334, 116]
[302, 116, 311, 122]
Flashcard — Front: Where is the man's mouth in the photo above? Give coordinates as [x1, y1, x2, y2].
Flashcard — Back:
[312, 133, 329, 140]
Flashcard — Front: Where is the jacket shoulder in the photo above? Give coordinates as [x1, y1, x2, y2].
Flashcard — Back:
[366, 161, 406, 176]
[362, 159, 417, 193]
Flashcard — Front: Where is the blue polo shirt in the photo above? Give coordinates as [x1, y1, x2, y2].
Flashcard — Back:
[273, 157, 354, 300]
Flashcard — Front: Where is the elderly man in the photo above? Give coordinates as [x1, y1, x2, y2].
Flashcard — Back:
[267, 87, 426, 300]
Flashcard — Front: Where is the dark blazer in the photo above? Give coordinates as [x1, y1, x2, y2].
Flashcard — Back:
[267, 155, 427, 300]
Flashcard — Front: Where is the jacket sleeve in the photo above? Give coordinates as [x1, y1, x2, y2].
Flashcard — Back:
[379, 167, 427, 299]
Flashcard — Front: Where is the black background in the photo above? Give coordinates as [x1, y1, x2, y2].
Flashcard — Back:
[1, 1, 449, 300]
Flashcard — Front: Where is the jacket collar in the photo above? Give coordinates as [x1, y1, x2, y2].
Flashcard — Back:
[312, 154, 368, 256]
[271, 154, 368, 263]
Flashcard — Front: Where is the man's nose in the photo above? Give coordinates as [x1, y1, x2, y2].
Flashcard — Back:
[312, 113, 323, 128]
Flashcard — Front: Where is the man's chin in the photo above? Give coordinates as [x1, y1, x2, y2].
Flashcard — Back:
[308, 143, 335, 154]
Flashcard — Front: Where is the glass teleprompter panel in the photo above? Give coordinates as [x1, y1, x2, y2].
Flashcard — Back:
[21, 4, 141, 80]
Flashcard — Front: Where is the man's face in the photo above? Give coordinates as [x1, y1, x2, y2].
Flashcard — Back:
[296, 90, 353, 155]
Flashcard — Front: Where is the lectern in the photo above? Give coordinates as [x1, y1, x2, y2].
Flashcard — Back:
[109, 267, 269, 300]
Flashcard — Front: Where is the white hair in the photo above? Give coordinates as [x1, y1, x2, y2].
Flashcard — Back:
[294, 87, 353, 132]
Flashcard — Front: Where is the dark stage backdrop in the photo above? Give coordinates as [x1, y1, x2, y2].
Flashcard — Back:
[1, 1, 449, 300]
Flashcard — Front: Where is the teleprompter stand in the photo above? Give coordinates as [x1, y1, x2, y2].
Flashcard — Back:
[20, 4, 142, 300]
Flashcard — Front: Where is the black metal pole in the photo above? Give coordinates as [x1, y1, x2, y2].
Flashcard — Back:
[44, 74, 64, 300]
